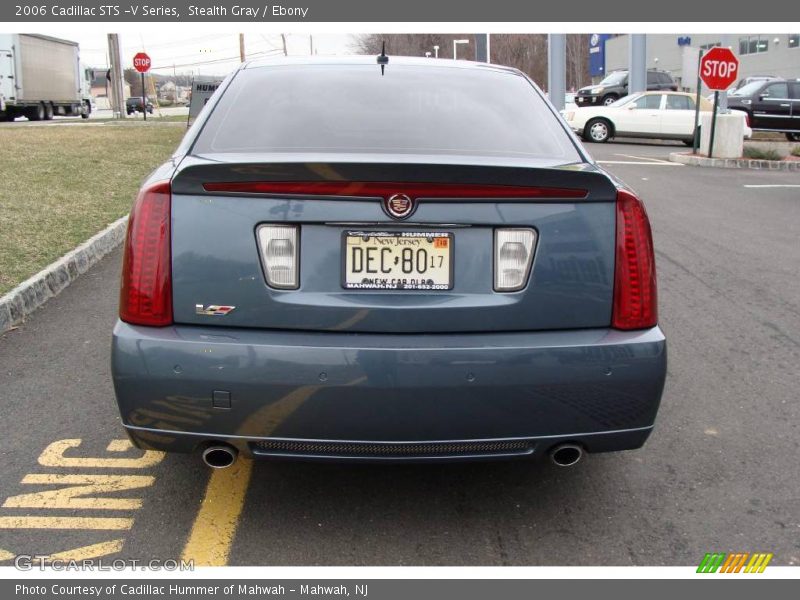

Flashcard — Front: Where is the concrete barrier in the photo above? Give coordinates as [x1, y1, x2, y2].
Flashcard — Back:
[699, 112, 746, 159]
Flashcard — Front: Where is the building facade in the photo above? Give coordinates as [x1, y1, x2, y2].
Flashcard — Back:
[596, 33, 800, 90]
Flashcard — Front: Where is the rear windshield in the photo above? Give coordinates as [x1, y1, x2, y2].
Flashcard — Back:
[191, 64, 581, 162]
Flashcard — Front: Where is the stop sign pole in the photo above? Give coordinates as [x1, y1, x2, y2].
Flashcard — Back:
[133, 52, 151, 121]
[699, 47, 739, 158]
[692, 48, 704, 155]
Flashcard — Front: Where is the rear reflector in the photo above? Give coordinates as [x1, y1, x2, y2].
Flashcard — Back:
[494, 228, 537, 292]
[256, 224, 299, 289]
[203, 181, 587, 200]
[612, 189, 658, 330]
[119, 181, 172, 327]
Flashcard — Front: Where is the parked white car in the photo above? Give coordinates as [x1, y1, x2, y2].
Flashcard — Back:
[563, 91, 751, 145]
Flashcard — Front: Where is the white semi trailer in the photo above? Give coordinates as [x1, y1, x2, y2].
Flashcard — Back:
[0, 34, 91, 121]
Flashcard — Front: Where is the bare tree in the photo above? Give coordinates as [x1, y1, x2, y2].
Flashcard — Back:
[351, 34, 476, 59]
[351, 33, 591, 90]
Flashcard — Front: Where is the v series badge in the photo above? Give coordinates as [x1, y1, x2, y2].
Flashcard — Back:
[195, 304, 236, 316]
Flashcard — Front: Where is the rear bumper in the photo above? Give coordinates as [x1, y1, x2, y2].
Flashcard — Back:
[111, 321, 667, 461]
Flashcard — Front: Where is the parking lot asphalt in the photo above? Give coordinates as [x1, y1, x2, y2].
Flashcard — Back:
[1, 140, 798, 567]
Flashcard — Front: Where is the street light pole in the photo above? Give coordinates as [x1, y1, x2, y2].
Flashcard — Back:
[433, 45, 439, 58]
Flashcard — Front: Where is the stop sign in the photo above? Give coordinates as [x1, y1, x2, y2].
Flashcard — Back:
[133, 52, 151, 74]
[699, 47, 739, 91]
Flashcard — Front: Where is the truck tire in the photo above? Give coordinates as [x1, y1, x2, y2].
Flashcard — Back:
[44, 103, 54, 120]
[786, 133, 800, 142]
[81, 100, 91, 119]
[28, 103, 45, 121]
[3, 110, 15, 122]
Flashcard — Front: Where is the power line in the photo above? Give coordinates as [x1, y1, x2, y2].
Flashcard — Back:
[140, 39, 281, 64]
[150, 49, 284, 70]
[121, 34, 231, 51]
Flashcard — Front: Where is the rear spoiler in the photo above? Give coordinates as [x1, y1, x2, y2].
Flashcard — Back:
[172, 156, 618, 202]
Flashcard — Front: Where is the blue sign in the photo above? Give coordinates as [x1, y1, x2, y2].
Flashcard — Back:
[589, 33, 612, 77]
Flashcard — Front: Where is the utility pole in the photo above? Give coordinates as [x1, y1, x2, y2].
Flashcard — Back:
[239, 33, 246, 62]
[107, 34, 126, 119]
[281, 34, 288, 56]
[310, 35, 314, 55]
[548, 34, 566, 111]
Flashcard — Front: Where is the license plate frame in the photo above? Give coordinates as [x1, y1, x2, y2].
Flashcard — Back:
[341, 231, 454, 291]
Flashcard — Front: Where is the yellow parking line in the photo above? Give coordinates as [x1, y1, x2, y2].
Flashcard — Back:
[180, 458, 253, 566]
[0, 516, 133, 530]
[49, 539, 125, 561]
[180, 385, 320, 566]
[0, 549, 15, 561]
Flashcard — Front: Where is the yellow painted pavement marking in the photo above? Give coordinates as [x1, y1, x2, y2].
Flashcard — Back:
[48, 539, 125, 561]
[3, 474, 155, 510]
[181, 385, 320, 566]
[0, 540, 125, 563]
[106, 439, 134, 452]
[38, 439, 164, 469]
[0, 516, 133, 530]
[0, 549, 15, 561]
[179, 458, 253, 566]
[0, 438, 161, 562]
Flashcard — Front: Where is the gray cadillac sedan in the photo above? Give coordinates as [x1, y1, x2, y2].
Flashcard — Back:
[112, 56, 666, 468]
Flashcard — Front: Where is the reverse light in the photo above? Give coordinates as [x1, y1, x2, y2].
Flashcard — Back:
[612, 189, 658, 330]
[494, 228, 537, 292]
[119, 181, 172, 327]
[257, 225, 299, 289]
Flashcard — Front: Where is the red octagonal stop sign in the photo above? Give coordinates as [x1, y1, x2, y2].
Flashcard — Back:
[133, 52, 151, 74]
[700, 47, 739, 91]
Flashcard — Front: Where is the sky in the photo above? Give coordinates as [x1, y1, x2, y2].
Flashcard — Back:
[73, 32, 356, 77]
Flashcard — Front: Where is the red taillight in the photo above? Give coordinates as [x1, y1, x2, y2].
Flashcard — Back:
[119, 181, 172, 327]
[202, 181, 588, 200]
[612, 189, 658, 330]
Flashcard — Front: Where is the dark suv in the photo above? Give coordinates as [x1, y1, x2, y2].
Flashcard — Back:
[576, 69, 678, 107]
[727, 78, 800, 141]
[126, 96, 154, 115]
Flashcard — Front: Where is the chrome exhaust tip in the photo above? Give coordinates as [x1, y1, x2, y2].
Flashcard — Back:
[549, 443, 583, 467]
[201, 445, 238, 469]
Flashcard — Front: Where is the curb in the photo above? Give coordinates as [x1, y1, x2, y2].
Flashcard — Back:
[0, 215, 128, 334]
[669, 152, 800, 171]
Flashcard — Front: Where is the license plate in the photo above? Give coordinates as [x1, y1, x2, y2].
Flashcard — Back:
[343, 231, 453, 290]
